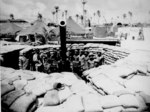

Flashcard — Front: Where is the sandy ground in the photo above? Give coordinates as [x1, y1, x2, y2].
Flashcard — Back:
[121, 40, 150, 51]
[119, 27, 150, 51]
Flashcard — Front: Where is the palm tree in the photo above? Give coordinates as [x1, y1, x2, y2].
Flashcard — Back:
[65, 10, 68, 20]
[128, 11, 133, 25]
[10, 14, 14, 20]
[149, 11, 150, 22]
[76, 14, 79, 23]
[84, 10, 87, 25]
[117, 16, 119, 22]
[80, 15, 84, 25]
[111, 17, 113, 23]
[123, 14, 127, 19]
[81, 0, 87, 26]
[97, 10, 101, 24]
[123, 13, 127, 23]
[93, 12, 96, 20]
[62, 12, 64, 18]
[38, 13, 42, 20]
[55, 6, 59, 24]
[84, 10, 87, 16]
[52, 11, 55, 22]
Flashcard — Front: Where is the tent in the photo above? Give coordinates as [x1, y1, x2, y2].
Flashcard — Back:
[92, 26, 108, 38]
[66, 17, 85, 34]
[0, 22, 22, 35]
[50, 17, 85, 36]
[18, 19, 50, 36]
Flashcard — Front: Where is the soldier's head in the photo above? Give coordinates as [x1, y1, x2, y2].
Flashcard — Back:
[97, 52, 101, 56]
[89, 53, 94, 60]
[94, 60, 99, 67]
[74, 49, 78, 55]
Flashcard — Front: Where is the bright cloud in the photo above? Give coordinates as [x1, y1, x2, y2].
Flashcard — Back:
[0, 0, 150, 23]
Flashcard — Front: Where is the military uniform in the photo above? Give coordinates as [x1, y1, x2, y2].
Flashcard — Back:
[32, 51, 42, 71]
[19, 54, 29, 70]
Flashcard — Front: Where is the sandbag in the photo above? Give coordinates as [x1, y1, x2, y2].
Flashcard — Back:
[35, 106, 63, 112]
[135, 94, 148, 111]
[57, 72, 79, 86]
[92, 74, 125, 95]
[30, 71, 48, 79]
[24, 79, 47, 96]
[139, 92, 150, 105]
[82, 93, 103, 112]
[2, 90, 25, 107]
[0, 67, 15, 80]
[83, 68, 98, 76]
[136, 65, 147, 74]
[58, 86, 72, 103]
[109, 66, 136, 78]
[100, 95, 121, 109]
[119, 94, 139, 108]
[13, 80, 28, 90]
[10, 94, 37, 112]
[43, 90, 60, 106]
[112, 89, 134, 97]
[71, 81, 95, 95]
[62, 94, 84, 112]
[125, 75, 150, 95]
[1, 83, 15, 96]
[20, 73, 35, 80]
[37, 98, 44, 107]
[122, 107, 138, 112]
[103, 106, 124, 112]
[3, 75, 21, 85]
[147, 64, 150, 73]
[49, 72, 63, 79]
[86, 68, 102, 78]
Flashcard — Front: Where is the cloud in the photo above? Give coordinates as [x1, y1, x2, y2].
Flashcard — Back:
[0, 0, 150, 23]
[0, 0, 48, 21]
[0, 0, 21, 18]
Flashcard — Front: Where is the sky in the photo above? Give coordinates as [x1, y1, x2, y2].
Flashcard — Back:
[0, 0, 150, 23]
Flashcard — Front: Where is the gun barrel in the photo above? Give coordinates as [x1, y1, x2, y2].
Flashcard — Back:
[59, 20, 67, 71]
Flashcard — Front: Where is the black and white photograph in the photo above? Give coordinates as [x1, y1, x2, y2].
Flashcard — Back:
[0, 0, 150, 111]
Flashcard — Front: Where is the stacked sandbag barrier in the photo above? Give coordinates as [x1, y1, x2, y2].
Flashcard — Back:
[102, 45, 130, 65]
[83, 43, 130, 65]
[1, 49, 150, 112]
[1, 66, 98, 112]
[83, 49, 150, 112]
[1, 67, 150, 112]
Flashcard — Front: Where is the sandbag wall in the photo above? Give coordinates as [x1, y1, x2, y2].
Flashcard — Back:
[83, 43, 130, 65]
[1, 66, 99, 112]
[102, 45, 130, 65]
[1, 65, 150, 112]
[1, 50, 150, 112]
[83, 50, 150, 112]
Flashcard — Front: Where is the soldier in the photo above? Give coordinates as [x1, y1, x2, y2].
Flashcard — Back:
[0, 55, 4, 66]
[19, 51, 29, 70]
[49, 51, 59, 72]
[139, 27, 144, 40]
[95, 51, 103, 66]
[94, 59, 99, 67]
[78, 50, 85, 72]
[32, 49, 42, 71]
[44, 52, 52, 73]
[72, 49, 81, 74]
[88, 52, 95, 69]
[40, 50, 48, 72]
[83, 50, 89, 71]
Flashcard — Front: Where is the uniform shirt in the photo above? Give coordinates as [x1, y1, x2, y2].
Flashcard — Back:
[79, 55, 85, 66]
[88, 59, 95, 69]
[19, 56, 29, 69]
